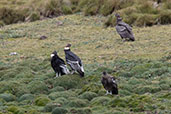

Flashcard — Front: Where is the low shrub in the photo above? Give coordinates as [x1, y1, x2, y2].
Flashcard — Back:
[158, 10, 171, 24]
[67, 99, 88, 107]
[104, 15, 116, 27]
[137, 1, 159, 14]
[18, 94, 34, 102]
[79, 91, 98, 101]
[69, 107, 92, 114]
[163, 0, 171, 9]
[91, 96, 111, 106]
[44, 102, 61, 112]
[135, 14, 158, 26]
[62, 5, 73, 14]
[27, 80, 48, 94]
[0, 93, 16, 102]
[0, 7, 25, 25]
[48, 91, 76, 100]
[26, 12, 40, 22]
[35, 96, 51, 106]
[99, 0, 119, 16]
[53, 75, 85, 90]
[52, 107, 68, 114]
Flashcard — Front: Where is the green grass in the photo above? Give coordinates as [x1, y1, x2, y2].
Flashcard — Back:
[0, 14, 171, 113]
[1, 0, 171, 26]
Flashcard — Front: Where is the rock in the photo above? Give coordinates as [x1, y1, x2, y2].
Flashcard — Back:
[39, 35, 47, 40]
[9, 52, 17, 55]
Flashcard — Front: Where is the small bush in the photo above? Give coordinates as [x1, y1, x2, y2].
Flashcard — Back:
[69, 107, 92, 114]
[53, 75, 84, 90]
[26, 12, 40, 22]
[35, 96, 51, 106]
[119, 0, 135, 9]
[18, 94, 34, 102]
[91, 96, 111, 106]
[44, 102, 60, 112]
[158, 10, 171, 24]
[67, 99, 88, 107]
[108, 96, 127, 108]
[62, 5, 73, 14]
[7, 106, 20, 114]
[0, 21, 5, 27]
[27, 80, 48, 94]
[99, 0, 119, 16]
[137, 2, 159, 14]
[163, 0, 171, 9]
[82, 83, 102, 93]
[78, 0, 102, 16]
[48, 91, 76, 100]
[0, 7, 25, 25]
[44, 0, 63, 17]
[52, 107, 68, 114]
[135, 14, 158, 26]
[104, 15, 116, 27]
[79, 91, 98, 101]
[0, 93, 16, 102]
[49, 86, 65, 93]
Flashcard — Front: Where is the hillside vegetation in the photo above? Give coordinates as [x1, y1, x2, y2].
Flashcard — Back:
[0, 14, 171, 114]
[1, 0, 171, 27]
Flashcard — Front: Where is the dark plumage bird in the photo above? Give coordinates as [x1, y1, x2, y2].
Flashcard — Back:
[64, 44, 84, 77]
[51, 51, 70, 77]
[157, 0, 161, 4]
[115, 13, 135, 41]
[101, 71, 118, 95]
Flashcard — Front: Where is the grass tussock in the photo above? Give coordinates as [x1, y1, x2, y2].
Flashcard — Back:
[1, 0, 171, 26]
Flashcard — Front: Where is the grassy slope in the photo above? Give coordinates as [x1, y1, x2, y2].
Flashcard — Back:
[0, 14, 171, 114]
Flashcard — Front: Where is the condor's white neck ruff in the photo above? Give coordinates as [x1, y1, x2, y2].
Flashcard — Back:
[51, 54, 55, 57]
[64, 47, 70, 50]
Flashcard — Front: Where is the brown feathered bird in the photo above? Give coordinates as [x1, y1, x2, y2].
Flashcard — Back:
[115, 13, 135, 41]
[101, 71, 118, 95]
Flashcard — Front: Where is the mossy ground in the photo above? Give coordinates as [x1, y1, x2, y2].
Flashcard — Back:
[0, 14, 171, 113]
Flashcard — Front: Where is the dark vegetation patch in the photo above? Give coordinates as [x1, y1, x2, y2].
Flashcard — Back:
[0, 57, 170, 113]
[1, 0, 171, 27]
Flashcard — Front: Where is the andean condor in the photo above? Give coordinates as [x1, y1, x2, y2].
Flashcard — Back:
[64, 44, 84, 77]
[101, 71, 118, 95]
[115, 13, 135, 41]
[51, 51, 70, 77]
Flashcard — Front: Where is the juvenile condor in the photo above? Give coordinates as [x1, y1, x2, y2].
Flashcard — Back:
[51, 51, 70, 77]
[64, 44, 84, 77]
[101, 71, 118, 95]
[115, 13, 135, 41]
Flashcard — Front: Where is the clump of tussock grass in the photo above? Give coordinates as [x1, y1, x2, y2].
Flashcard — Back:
[48, 91, 76, 100]
[53, 75, 85, 90]
[0, 7, 25, 25]
[158, 10, 171, 24]
[52, 107, 68, 114]
[163, 0, 171, 9]
[35, 96, 51, 106]
[67, 98, 89, 108]
[108, 94, 156, 112]
[99, 0, 119, 16]
[69, 107, 92, 114]
[137, 1, 159, 14]
[90, 96, 111, 106]
[27, 80, 48, 94]
[0, 93, 16, 102]
[135, 14, 158, 26]
[78, 0, 101, 16]
[78, 91, 98, 101]
[1, 0, 171, 26]
[18, 94, 34, 102]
